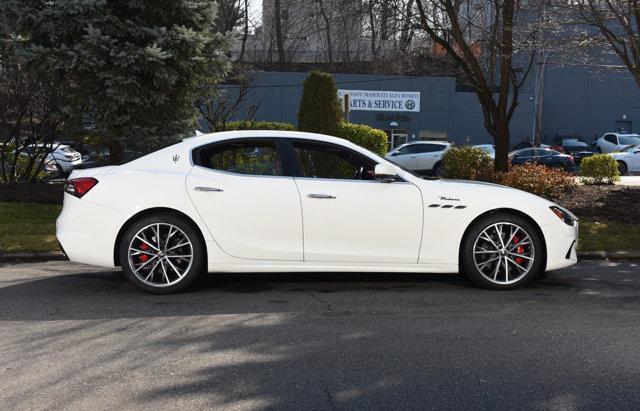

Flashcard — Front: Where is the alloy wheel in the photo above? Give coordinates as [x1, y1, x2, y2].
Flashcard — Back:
[472, 222, 535, 285]
[127, 223, 194, 287]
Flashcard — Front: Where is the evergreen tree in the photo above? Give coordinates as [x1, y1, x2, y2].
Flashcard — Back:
[1, 0, 230, 160]
[298, 71, 342, 136]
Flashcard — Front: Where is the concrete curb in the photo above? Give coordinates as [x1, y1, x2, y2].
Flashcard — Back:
[577, 251, 640, 260]
[0, 251, 638, 263]
[0, 251, 67, 263]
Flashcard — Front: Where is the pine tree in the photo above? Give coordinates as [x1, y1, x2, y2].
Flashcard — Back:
[2, 0, 230, 160]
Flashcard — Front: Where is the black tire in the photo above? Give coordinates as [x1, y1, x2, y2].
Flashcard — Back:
[119, 213, 205, 294]
[460, 212, 543, 290]
[596, 146, 602, 153]
[618, 161, 628, 176]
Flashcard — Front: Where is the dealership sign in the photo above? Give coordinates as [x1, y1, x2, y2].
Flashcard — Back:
[338, 89, 420, 112]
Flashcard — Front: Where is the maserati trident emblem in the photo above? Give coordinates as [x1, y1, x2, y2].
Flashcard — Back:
[172, 154, 180, 163]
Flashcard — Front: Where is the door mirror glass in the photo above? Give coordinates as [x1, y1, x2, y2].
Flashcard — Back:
[374, 164, 397, 182]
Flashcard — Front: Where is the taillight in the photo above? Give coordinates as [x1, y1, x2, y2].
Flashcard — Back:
[64, 177, 98, 198]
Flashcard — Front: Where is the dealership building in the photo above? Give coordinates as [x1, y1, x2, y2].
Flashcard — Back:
[219, 68, 640, 149]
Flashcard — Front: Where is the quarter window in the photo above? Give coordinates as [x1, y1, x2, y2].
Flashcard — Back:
[197, 140, 282, 176]
[293, 141, 376, 180]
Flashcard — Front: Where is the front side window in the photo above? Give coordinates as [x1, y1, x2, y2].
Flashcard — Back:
[394, 145, 416, 156]
[198, 140, 281, 176]
[515, 149, 533, 158]
[604, 134, 618, 144]
[293, 141, 376, 180]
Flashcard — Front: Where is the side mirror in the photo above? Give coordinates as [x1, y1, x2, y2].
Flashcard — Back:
[374, 164, 397, 183]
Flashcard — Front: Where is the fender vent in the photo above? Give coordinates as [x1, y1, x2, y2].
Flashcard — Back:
[428, 204, 467, 209]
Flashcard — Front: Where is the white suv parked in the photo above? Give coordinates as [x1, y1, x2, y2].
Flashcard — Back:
[594, 133, 640, 153]
[386, 141, 451, 175]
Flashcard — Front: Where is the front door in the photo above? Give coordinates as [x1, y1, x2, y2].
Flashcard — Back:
[290, 139, 423, 263]
[186, 138, 303, 261]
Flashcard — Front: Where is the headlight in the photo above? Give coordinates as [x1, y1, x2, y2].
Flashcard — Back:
[550, 205, 578, 226]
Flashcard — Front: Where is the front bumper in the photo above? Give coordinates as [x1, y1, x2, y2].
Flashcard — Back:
[543, 219, 579, 271]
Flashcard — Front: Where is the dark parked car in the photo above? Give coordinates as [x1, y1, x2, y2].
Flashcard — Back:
[510, 140, 564, 153]
[509, 148, 575, 172]
[553, 138, 593, 164]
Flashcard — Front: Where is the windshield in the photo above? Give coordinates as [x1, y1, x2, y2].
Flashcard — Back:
[619, 135, 640, 145]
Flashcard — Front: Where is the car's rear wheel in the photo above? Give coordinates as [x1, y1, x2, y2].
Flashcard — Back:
[119, 213, 205, 294]
[461, 213, 543, 290]
[618, 161, 628, 176]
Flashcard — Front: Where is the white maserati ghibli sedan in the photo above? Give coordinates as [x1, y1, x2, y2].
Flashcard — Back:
[56, 131, 578, 294]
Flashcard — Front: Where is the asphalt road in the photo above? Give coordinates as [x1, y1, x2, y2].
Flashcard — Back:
[1, 260, 640, 409]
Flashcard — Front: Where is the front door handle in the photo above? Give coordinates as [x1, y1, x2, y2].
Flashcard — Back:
[194, 186, 223, 192]
[308, 193, 336, 199]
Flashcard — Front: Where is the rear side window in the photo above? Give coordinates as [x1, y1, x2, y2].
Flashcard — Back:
[196, 139, 282, 176]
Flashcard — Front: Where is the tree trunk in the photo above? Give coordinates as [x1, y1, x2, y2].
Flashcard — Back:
[239, 0, 249, 62]
[493, 122, 510, 172]
[318, 0, 333, 62]
[368, 0, 378, 59]
[274, 0, 286, 64]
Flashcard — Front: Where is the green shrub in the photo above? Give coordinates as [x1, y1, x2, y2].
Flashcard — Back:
[441, 145, 494, 181]
[498, 163, 576, 198]
[579, 154, 620, 184]
[336, 122, 387, 156]
[218, 121, 296, 131]
[298, 71, 342, 136]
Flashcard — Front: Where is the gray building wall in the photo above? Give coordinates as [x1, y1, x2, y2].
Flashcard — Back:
[217, 70, 639, 146]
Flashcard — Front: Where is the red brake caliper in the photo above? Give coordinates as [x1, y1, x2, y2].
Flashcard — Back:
[139, 242, 149, 263]
[513, 235, 524, 264]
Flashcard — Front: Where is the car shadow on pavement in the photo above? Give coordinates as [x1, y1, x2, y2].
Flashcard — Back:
[2, 266, 640, 409]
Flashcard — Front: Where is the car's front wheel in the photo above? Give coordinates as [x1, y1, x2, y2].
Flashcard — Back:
[461, 213, 543, 290]
[119, 213, 205, 294]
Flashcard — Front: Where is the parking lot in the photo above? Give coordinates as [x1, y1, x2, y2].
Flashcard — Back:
[1, 260, 640, 409]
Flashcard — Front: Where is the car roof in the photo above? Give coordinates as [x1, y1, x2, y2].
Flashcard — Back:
[605, 133, 640, 137]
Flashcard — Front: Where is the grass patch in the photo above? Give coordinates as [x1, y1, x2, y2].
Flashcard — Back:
[0, 202, 62, 252]
[578, 218, 640, 252]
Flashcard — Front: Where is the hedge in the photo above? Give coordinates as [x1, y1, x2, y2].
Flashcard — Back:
[336, 122, 387, 156]
[579, 154, 620, 184]
[441, 145, 494, 181]
[217, 121, 296, 131]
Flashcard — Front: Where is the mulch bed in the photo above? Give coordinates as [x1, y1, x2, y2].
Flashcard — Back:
[0, 183, 64, 204]
[554, 185, 640, 225]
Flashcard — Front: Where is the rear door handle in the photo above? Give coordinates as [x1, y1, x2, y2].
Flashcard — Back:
[308, 193, 336, 199]
[194, 186, 223, 192]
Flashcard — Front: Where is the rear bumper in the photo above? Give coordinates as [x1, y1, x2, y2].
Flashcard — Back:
[56, 194, 127, 268]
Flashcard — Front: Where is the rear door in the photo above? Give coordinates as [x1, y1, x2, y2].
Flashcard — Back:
[186, 138, 303, 261]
